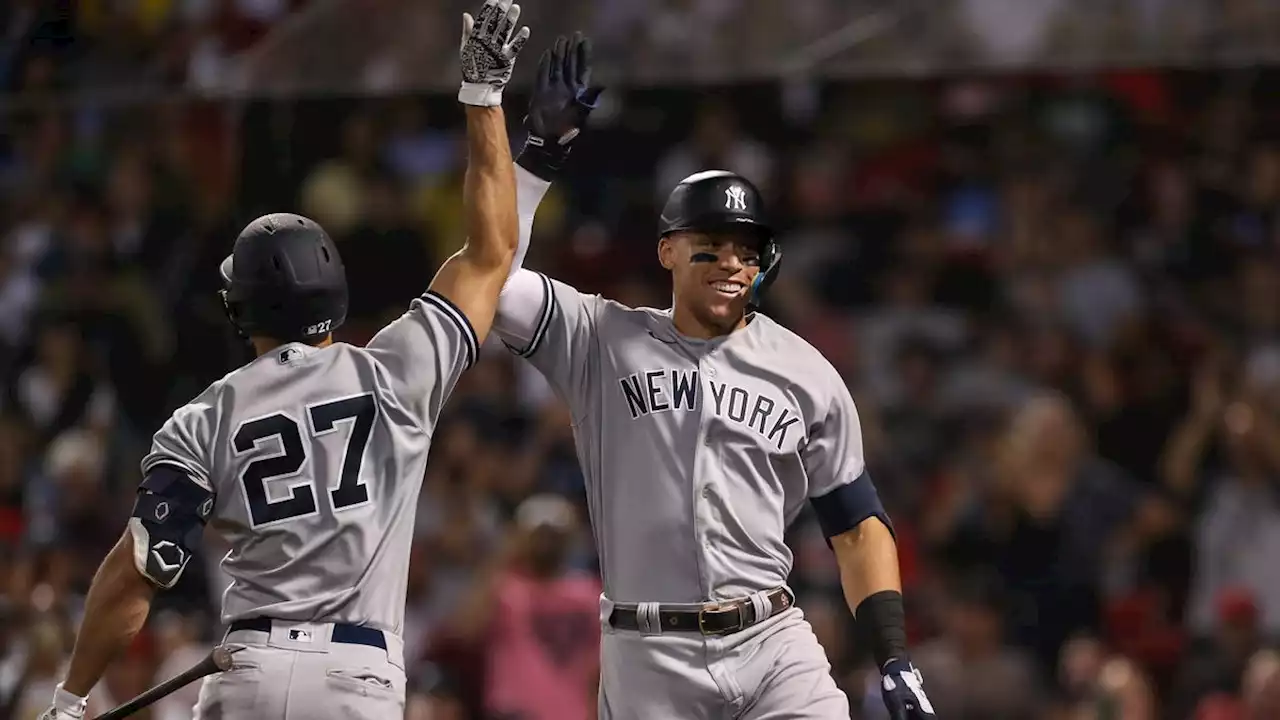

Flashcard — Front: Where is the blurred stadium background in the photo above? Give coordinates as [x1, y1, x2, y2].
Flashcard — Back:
[3, 0, 1280, 718]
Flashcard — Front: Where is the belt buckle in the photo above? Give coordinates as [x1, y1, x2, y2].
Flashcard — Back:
[697, 603, 742, 637]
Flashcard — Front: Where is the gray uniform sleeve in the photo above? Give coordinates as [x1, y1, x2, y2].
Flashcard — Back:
[365, 291, 481, 430]
[802, 380, 889, 539]
[802, 382, 867, 498]
[141, 385, 219, 492]
[494, 271, 602, 416]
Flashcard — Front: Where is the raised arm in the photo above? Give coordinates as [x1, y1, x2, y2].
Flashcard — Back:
[496, 33, 604, 338]
[427, 0, 531, 344]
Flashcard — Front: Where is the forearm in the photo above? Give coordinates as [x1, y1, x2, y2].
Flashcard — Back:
[63, 533, 156, 696]
[463, 105, 518, 270]
[490, 166, 554, 343]
[832, 518, 907, 666]
[510, 165, 551, 279]
[834, 517, 901, 608]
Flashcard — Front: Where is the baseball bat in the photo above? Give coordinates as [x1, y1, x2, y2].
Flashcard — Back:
[91, 645, 239, 720]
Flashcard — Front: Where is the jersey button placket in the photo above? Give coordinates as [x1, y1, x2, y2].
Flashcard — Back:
[692, 356, 718, 595]
[703, 359, 716, 445]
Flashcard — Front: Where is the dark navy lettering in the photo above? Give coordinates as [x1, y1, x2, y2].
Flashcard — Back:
[620, 374, 647, 419]
[768, 410, 801, 448]
[672, 370, 698, 410]
[748, 395, 775, 435]
[706, 381, 800, 450]
[620, 369, 701, 419]
[727, 388, 749, 423]
[645, 370, 670, 413]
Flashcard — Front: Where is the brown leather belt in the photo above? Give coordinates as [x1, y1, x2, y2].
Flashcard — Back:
[607, 588, 794, 636]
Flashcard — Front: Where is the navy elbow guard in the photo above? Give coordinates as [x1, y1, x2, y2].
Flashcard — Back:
[128, 464, 214, 589]
[809, 471, 894, 541]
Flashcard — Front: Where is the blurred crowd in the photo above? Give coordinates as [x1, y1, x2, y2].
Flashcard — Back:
[6, 0, 1280, 98]
[1, 0, 314, 97]
[4, 4, 1280, 720]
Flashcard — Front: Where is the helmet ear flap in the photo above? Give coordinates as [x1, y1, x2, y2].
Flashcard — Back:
[220, 289, 249, 340]
[749, 242, 781, 308]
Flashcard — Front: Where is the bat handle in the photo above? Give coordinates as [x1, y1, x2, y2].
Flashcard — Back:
[91, 646, 237, 720]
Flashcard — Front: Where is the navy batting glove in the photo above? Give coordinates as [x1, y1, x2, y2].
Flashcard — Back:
[880, 658, 936, 720]
[516, 32, 604, 180]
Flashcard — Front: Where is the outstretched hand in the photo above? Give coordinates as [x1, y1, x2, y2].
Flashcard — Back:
[517, 32, 605, 180]
[528, 32, 604, 145]
[458, 0, 531, 107]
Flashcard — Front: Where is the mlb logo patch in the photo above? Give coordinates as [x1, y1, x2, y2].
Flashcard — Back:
[288, 628, 313, 643]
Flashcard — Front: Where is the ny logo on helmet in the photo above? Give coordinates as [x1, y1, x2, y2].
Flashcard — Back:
[725, 185, 747, 211]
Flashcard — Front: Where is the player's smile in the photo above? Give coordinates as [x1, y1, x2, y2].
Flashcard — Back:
[695, 266, 753, 312]
[709, 278, 747, 298]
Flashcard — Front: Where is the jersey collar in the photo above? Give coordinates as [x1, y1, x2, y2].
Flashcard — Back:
[663, 311, 762, 350]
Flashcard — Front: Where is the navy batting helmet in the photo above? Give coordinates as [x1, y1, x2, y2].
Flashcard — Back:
[219, 213, 348, 342]
[658, 170, 782, 307]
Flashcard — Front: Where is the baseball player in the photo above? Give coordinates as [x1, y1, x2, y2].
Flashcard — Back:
[39, 2, 531, 718]
[494, 35, 936, 720]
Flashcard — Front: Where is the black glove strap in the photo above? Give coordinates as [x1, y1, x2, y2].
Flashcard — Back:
[516, 132, 572, 181]
[515, 134, 569, 181]
[855, 590, 909, 668]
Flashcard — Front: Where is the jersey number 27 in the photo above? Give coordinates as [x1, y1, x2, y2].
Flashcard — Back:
[232, 393, 376, 528]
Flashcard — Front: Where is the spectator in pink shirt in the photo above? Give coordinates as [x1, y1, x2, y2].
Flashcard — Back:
[455, 494, 602, 720]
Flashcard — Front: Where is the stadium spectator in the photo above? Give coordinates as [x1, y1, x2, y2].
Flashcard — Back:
[2, 4, 1280, 718]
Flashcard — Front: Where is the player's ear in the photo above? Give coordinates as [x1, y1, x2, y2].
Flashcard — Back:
[657, 235, 677, 271]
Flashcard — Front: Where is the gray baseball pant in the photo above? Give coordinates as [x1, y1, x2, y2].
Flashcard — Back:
[192, 619, 406, 719]
[597, 597, 850, 719]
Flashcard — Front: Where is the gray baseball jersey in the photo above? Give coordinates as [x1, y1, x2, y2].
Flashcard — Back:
[494, 272, 866, 603]
[142, 291, 479, 634]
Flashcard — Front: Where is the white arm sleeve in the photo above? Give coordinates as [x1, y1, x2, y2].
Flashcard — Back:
[494, 164, 603, 415]
[509, 165, 550, 281]
[496, 165, 553, 341]
[495, 268, 549, 348]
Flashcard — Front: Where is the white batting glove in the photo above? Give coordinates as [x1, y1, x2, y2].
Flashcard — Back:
[38, 683, 87, 720]
[458, 0, 531, 107]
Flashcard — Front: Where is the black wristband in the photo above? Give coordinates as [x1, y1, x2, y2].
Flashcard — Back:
[515, 133, 571, 181]
[855, 590, 908, 668]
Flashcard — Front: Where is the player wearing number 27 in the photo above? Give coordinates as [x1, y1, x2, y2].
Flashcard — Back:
[496, 33, 936, 720]
[39, 2, 531, 719]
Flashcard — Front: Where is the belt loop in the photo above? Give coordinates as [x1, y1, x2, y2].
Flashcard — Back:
[748, 590, 772, 626]
[637, 602, 662, 636]
[382, 630, 405, 671]
[599, 594, 615, 630]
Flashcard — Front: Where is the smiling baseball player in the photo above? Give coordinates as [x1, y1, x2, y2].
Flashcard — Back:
[39, 3, 530, 719]
[494, 34, 936, 720]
